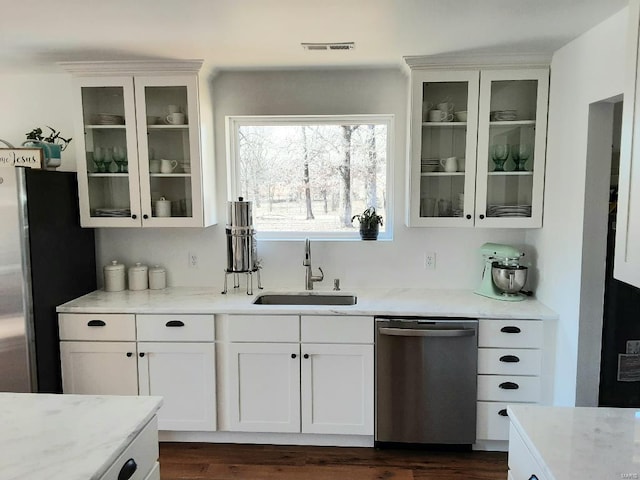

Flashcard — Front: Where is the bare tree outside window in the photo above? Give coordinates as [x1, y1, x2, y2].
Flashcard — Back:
[231, 117, 390, 236]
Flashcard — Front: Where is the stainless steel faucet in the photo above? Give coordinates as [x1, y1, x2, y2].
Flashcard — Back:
[303, 238, 324, 290]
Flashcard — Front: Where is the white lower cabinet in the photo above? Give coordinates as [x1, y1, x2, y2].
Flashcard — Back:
[59, 313, 216, 432]
[508, 423, 548, 480]
[60, 341, 138, 395]
[222, 314, 374, 436]
[476, 319, 543, 442]
[138, 342, 216, 431]
[301, 343, 373, 435]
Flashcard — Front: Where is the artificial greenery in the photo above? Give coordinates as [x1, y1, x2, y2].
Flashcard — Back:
[25, 126, 72, 151]
[351, 207, 384, 229]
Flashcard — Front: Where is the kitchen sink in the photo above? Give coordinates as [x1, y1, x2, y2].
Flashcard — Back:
[252, 292, 357, 306]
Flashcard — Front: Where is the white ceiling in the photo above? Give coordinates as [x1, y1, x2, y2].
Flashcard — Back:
[0, 0, 628, 74]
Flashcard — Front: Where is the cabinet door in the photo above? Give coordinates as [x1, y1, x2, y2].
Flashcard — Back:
[301, 343, 373, 435]
[133, 75, 203, 227]
[615, 0, 640, 288]
[70, 76, 142, 227]
[137, 342, 216, 431]
[476, 68, 549, 228]
[60, 341, 138, 395]
[226, 342, 301, 433]
[408, 69, 480, 227]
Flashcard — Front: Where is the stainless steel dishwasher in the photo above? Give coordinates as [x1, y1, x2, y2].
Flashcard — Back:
[375, 316, 478, 446]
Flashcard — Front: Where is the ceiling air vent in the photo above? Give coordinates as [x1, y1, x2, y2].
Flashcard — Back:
[301, 42, 355, 51]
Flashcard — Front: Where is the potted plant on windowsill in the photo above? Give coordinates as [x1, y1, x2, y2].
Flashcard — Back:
[23, 126, 72, 170]
[351, 207, 383, 240]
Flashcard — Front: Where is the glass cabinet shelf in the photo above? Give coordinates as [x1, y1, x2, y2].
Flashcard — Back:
[84, 125, 127, 130]
[421, 172, 466, 177]
[149, 173, 192, 178]
[147, 125, 189, 130]
[489, 120, 536, 126]
[422, 122, 468, 127]
[488, 171, 534, 176]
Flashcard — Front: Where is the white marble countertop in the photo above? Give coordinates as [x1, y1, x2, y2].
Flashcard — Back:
[0, 393, 162, 480]
[56, 287, 557, 319]
[508, 404, 640, 480]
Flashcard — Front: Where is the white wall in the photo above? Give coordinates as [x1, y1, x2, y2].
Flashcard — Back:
[0, 73, 76, 171]
[527, 8, 628, 406]
[95, 68, 527, 290]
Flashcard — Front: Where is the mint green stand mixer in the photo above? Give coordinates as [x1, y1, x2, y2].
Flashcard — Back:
[475, 242, 528, 302]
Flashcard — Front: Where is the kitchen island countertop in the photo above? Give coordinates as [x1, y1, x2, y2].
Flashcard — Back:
[56, 287, 557, 319]
[0, 393, 162, 480]
[508, 404, 640, 480]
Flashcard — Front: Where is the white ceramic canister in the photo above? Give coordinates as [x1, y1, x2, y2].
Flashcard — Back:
[148, 265, 167, 290]
[128, 262, 149, 290]
[103, 260, 126, 292]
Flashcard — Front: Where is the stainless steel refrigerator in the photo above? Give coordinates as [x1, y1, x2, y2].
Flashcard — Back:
[0, 167, 96, 393]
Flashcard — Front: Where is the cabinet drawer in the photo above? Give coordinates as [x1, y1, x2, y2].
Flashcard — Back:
[136, 314, 215, 342]
[99, 416, 158, 480]
[508, 423, 549, 480]
[59, 314, 136, 341]
[301, 316, 373, 343]
[478, 348, 541, 375]
[227, 315, 299, 342]
[476, 401, 512, 441]
[478, 320, 542, 348]
[477, 375, 540, 402]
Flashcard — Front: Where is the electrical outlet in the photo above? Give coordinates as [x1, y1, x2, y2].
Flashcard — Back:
[424, 252, 436, 270]
[188, 252, 198, 269]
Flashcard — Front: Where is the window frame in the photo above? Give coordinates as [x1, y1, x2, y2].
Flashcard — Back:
[226, 114, 394, 241]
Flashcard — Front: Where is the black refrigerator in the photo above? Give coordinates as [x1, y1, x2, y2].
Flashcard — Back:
[0, 167, 96, 393]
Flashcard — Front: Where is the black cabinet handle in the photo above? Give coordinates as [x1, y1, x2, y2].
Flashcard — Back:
[291, 353, 297, 359]
[498, 408, 508, 417]
[117, 458, 137, 480]
[87, 320, 106, 327]
[500, 326, 521, 334]
[126, 352, 133, 357]
[499, 381, 519, 390]
[131, 214, 137, 220]
[143, 214, 149, 219]
[139, 352, 145, 357]
[479, 214, 485, 219]
[499, 355, 520, 363]
[528, 476, 538, 480]
[466, 214, 472, 219]
[165, 320, 185, 327]
[303, 354, 309, 359]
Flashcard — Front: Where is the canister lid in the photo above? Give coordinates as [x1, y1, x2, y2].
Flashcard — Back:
[129, 262, 148, 272]
[104, 260, 125, 272]
[149, 265, 165, 274]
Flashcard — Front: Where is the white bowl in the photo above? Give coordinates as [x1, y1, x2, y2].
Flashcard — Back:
[455, 111, 468, 122]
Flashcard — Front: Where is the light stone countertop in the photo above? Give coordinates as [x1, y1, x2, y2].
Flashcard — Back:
[0, 393, 162, 480]
[56, 287, 557, 319]
[508, 404, 640, 480]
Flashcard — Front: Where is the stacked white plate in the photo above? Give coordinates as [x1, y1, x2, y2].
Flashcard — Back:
[487, 204, 531, 217]
[94, 207, 131, 217]
[490, 110, 517, 121]
[94, 113, 125, 125]
[421, 158, 440, 173]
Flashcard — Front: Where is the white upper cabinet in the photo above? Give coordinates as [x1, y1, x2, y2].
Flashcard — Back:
[407, 62, 549, 228]
[616, 0, 640, 288]
[61, 61, 216, 228]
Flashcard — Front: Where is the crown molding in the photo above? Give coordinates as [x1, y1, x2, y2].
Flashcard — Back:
[404, 53, 552, 70]
[57, 60, 203, 75]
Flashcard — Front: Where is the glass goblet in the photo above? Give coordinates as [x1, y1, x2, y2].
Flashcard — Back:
[103, 147, 114, 173]
[93, 147, 105, 173]
[491, 144, 510, 172]
[113, 147, 126, 173]
[512, 144, 532, 171]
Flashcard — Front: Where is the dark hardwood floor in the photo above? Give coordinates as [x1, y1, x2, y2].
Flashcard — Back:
[159, 443, 508, 480]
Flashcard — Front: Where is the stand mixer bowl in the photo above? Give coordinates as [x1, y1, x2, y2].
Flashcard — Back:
[491, 263, 528, 295]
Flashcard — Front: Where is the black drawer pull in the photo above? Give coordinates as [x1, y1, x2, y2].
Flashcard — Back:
[303, 354, 310, 359]
[499, 381, 519, 390]
[498, 408, 508, 417]
[166, 320, 185, 327]
[118, 458, 137, 480]
[126, 352, 133, 357]
[499, 355, 520, 363]
[528, 476, 538, 480]
[291, 353, 297, 359]
[139, 352, 145, 357]
[87, 319, 106, 327]
[500, 326, 521, 334]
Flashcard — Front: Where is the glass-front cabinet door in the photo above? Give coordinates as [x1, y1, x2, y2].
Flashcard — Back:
[408, 70, 480, 226]
[73, 77, 142, 227]
[134, 75, 203, 227]
[475, 69, 549, 228]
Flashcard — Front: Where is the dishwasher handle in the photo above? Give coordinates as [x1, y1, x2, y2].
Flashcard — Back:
[378, 327, 476, 338]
